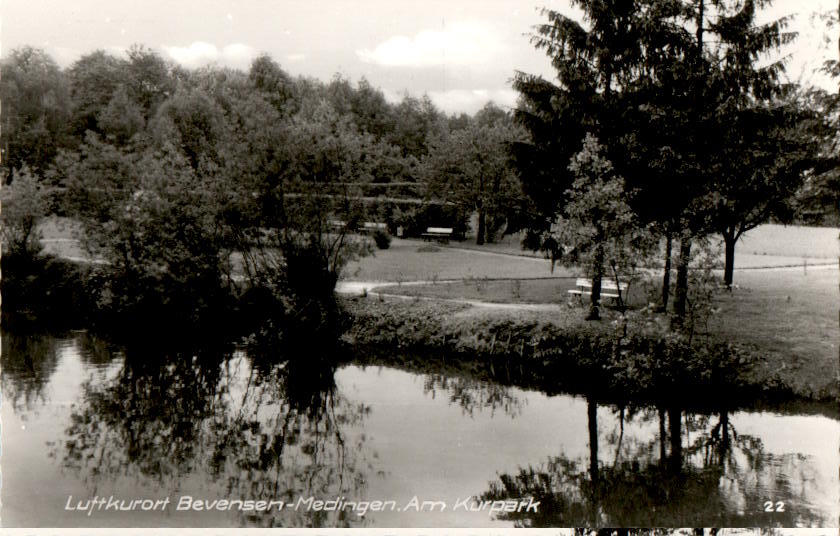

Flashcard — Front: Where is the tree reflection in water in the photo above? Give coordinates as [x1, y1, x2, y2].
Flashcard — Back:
[482, 398, 827, 527]
[2, 329, 118, 414]
[1, 330, 62, 413]
[56, 337, 375, 527]
[422, 373, 523, 418]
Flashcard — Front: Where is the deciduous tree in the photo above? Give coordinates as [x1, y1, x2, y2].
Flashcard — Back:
[550, 135, 654, 319]
[0, 47, 71, 181]
[423, 104, 526, 244]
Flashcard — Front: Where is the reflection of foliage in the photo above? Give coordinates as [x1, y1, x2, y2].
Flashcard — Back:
[422, 373, 522, 418]
[1, 330, 61, 413]
[482, 407, 830, 527]
[57, 341, 375, 528]
[63, 351, 226, 481]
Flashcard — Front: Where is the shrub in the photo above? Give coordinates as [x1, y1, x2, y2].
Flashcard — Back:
[0, 252, 102, 327]
[0, 166, 49, 256]
[373, 229, 391, 249]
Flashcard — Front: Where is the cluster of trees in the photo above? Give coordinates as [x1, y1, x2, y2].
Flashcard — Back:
[0, 44, 526, 332]
[513, 0, 835, 321]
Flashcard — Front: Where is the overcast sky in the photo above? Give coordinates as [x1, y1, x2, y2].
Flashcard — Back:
[2, 0, 836, 114]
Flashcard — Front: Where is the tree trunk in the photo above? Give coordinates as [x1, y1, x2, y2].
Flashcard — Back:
[671, 236, 691, 327]
[720, 410, 730, 458]
[723, 231, 736, 287]
[587, 242, 604, 320]
[587, 397, 599, 523]
[487, 172, 502, 244]
[658, 407, 667, 462]
[661, 232, 673, 311]
[668, 405, 682, 472]
[476, 201, 486, 245]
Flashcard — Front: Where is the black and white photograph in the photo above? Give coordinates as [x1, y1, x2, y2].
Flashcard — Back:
[0, 0, 838, 531]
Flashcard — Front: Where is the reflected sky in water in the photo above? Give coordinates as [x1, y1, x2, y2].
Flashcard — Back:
[2, 331, 838, 528]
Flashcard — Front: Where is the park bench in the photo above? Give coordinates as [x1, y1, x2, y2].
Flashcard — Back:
[567, 277, 628, 303]
[328, 220, 347, 231]
[421, 227, 454, 243]
[360, 222, 388, 234]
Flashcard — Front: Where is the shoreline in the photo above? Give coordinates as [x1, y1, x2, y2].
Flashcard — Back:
[339, 294, 840, 408]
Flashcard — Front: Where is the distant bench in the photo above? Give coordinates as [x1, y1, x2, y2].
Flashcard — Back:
[328, 221, 388, 234]
[567, 277, 628, 302]
[360, 222, 388, 234]
[421, 227, 453, 243]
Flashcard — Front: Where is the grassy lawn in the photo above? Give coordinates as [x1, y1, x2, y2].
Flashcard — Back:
[439, 223, 838, 267]
[735, 224, 837, 259]
[36, 217, 87, 259]
[343, 239, 568, 282]
[371, 277, 651, 308]
[706, 267, 838, 399]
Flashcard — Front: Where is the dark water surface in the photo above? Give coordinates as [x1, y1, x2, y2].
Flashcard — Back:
[2, 330, 837, 528]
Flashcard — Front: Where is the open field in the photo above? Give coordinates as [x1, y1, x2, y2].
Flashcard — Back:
[343, 239, 568, 281]
[440, 223, 838, 267]
[735, 224, 838, 258]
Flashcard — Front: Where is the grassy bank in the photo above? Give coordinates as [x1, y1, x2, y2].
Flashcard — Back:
[358, 266, 838, 401]
[340, 295, 829, 409]
[708, 267, 838, 400]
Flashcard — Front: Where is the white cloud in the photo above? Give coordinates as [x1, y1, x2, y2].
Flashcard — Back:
[427, 88, 518, 115]
[162, 41, 258, 69]
[221, 43, 258, 68]
[164, 41, 217, 67]
[50, 46, 84, 67]
[381, 88, 518, 115]
[356, 21, 506, 68]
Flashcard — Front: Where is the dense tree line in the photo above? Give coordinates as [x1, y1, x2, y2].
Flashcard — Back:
[0, 45, 526, 332]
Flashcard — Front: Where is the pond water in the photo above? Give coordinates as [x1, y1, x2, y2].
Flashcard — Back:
[2, 330, 838, 528]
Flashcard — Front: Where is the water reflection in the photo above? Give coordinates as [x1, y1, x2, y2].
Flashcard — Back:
[423, 373, 523, 418]
[53, 339, 375, 527]
[3, 330, 837, 528]
[481, 398, 831, 527]
[1, 330, 120, 416]
[1, 330, 62, 412]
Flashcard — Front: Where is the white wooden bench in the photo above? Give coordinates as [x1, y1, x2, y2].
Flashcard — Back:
[567, 277, 628, 302]
[421, 227, 453, 242]
[360, 222, 388, 234]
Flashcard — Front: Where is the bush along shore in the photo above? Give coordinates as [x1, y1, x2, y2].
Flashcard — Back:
[340, 296, 838, 411]
[0, 249, 344, 352]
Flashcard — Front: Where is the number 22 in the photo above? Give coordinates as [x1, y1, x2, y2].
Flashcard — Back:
[764, 501, 785, 512]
